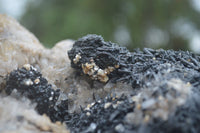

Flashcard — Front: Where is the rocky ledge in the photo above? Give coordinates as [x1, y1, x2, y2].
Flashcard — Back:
[1, 14, 200, 133]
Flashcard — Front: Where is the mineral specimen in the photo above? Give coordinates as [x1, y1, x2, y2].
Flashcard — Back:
[2, 14, 200, 133]
[5, 64, 68, 122]
[68, 34, 129, 83]
[64, 78, 197, 133]
[66, 34, 200, 133]
[68, 34, 200, 89]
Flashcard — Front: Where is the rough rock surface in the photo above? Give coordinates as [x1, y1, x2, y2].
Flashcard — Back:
[1, 13, 200, 133]
[0, 95, 69, 133]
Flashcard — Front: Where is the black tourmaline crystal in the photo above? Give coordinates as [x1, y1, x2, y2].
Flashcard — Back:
[68, 34, 130, 70]
[68, 34, 132, 83]
[5, 64, 68, 122]
[68, 34, 200, 88]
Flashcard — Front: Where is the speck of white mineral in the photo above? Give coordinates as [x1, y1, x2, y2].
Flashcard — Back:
[49, 97, 53, 101]
[31, 66, 37, 71]
[112, 101, 123, 109]
[104, 102, 112, 109]
[90, 102, 95, 107]
[73, 53, 81, 64]
[115, 123, 125, 133]
[86, 112, 91, 116]
[23, 64, 31, 71]
[34, 78, 40, 84]
[24, 79, 33, 86]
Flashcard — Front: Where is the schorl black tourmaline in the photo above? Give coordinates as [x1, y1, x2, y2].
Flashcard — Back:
[68, 34, 130, 70]
[5, 65, 68, 122]
[68, 34, 200, 88]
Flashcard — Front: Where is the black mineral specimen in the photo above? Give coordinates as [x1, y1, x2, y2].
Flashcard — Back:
[65, 35, 200, 133]
[68, 34, 129, 70]
[68, 34, 200, 88]
[68, 34, 131, 83]
[65, 81, 200, 133]
[5, 64, 68, 122]
[4, 35, 200, 133]
[65, 95, 135, 133]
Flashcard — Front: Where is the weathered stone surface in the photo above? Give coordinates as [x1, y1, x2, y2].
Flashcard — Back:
[0, 14, 43, 76]
[0, 95, 69, 133]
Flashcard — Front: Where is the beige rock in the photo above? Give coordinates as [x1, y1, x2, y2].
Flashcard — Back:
[0, 14, 42, 75]
[40, 39, 74, 89]
[0, 95, 69, 133]
[0, 14, 43, 49]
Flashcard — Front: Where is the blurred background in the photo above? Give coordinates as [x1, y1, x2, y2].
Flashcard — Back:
[0, 0, 200, 53]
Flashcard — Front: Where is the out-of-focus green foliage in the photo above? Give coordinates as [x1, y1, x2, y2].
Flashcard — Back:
[21, 0, 200, 51]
